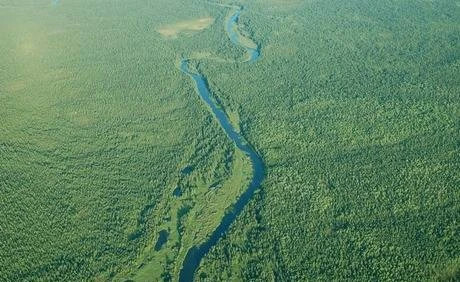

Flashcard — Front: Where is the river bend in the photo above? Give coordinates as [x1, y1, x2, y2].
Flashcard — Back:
[178, 6, 264, 281]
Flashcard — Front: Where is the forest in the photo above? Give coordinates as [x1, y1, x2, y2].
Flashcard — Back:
[0, 0, 458, 281]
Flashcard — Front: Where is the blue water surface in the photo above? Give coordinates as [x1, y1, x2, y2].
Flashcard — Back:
[178, 7, 264, 282]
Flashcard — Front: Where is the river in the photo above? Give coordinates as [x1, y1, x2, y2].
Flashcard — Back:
[178, 6, 265, 282]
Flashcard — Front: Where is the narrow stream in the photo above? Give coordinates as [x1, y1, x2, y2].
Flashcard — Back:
[178, 6, 264, 282]
[225, 7, 260, 62]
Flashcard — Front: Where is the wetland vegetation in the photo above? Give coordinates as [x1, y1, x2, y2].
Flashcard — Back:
[1, 0, 458, 281]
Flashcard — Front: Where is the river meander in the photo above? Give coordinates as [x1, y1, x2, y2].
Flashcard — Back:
[178, 5, 264, 282]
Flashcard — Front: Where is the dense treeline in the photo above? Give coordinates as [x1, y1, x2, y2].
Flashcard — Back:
[1, 0, 458, 280]
[0, 0, 240, 280]
[196, 0, 459, 280]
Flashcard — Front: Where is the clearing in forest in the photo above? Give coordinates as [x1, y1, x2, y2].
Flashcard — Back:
[157, 17, 214, 38]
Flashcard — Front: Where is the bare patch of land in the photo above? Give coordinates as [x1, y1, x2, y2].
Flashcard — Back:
[157, 17, 214, 39]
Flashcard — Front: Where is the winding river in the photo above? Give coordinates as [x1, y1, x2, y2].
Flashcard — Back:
[178, 6, 265, 282]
